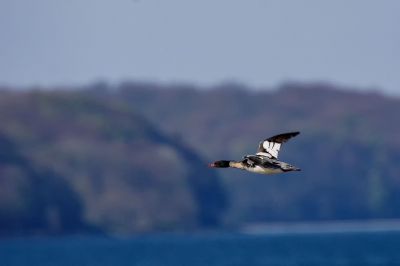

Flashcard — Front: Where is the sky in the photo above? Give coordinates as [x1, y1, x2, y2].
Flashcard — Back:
[1, 0, 399, 94]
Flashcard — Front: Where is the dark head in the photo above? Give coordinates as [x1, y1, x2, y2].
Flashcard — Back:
[208, 160, 231, 168]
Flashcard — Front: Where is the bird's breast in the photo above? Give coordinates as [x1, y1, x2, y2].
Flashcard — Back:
[246, 165, 283, 175]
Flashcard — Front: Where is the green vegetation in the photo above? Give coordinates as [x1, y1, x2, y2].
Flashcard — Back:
[91, 82, 400, 225]
[1, 82, 400, 236]
[0, 134, 86, 235]
[0, 91, 226, 235]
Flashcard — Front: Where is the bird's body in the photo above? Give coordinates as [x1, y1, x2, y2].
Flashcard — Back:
[209, 132, 300, 175]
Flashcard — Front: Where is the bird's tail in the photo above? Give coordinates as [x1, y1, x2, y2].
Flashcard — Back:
[283, 163, 301, 172]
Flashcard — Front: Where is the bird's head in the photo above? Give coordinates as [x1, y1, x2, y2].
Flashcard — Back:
[208, 160, 230, 168]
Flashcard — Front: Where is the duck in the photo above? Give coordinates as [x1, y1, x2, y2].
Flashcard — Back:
[209, 132, 300, 174]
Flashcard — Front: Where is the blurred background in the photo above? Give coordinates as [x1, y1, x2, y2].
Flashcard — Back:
[1, 0, 400, 265]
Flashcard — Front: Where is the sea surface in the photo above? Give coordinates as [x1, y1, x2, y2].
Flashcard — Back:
[1, 231, 400, 266]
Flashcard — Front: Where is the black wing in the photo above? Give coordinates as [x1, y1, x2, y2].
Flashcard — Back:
[256, 131, 300, 159]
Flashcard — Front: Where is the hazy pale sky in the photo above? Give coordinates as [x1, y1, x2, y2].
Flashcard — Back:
[1, 0, 399, 93]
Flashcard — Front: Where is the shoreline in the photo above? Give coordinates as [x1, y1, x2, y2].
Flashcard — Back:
[241, 219, 400, 235]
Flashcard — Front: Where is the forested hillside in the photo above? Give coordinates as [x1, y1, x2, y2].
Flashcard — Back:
[0, 134, 87, 235]
[0, 90, 227, 235]
[1, 82, 400, 236]
[89, 82, 400, 225]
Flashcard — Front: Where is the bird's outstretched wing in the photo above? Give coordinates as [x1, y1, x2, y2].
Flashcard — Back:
[256, 132, 300, 159]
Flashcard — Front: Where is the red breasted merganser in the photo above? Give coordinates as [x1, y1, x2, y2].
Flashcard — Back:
[209, 132, 300, 174]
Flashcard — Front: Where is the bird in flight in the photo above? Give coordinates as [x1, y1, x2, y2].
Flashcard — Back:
[209, 132, 300, 174]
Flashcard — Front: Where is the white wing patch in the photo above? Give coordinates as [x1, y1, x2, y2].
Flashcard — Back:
[256, 132, 299, 159]
[257, 141, 281, 159]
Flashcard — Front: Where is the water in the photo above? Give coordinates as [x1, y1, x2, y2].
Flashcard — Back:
[1, 232, 400, 266]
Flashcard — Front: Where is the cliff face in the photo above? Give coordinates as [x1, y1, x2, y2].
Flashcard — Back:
[0, 91, 227, 235]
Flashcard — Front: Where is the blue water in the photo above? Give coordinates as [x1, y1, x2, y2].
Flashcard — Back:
[1, 232, 400, 266]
